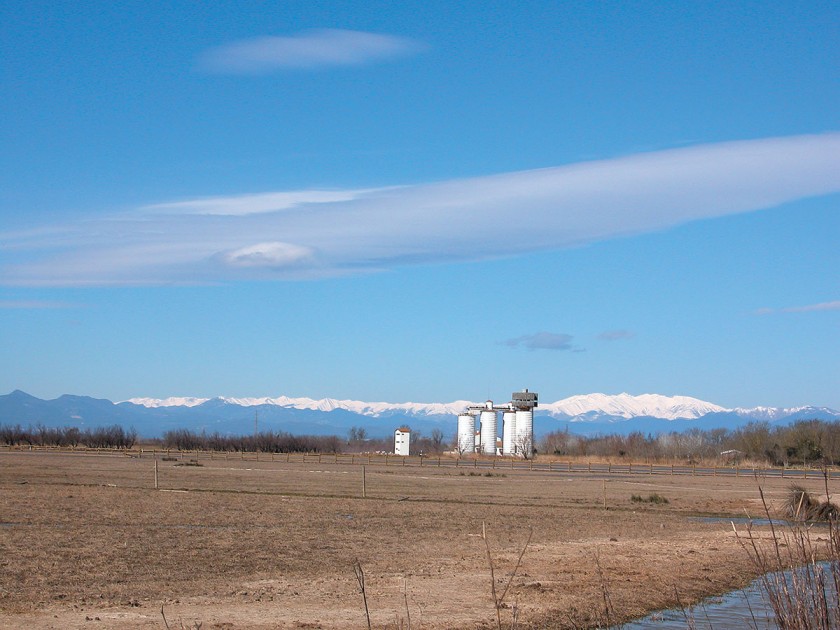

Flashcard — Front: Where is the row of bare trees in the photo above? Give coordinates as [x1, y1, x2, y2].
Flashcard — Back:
[0, 423, 137, 449]
[161, 428, 342, 453]
[6, 418, 837, 464]
[540, 419, 840, 466]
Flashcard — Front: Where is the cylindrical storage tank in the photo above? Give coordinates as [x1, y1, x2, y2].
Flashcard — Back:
[502, 411, 516, 455]
[457, 414, 476, 454]
[514, 410, 534, 457]
[480, 410, 498, 455]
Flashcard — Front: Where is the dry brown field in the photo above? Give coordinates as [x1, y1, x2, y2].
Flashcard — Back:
[0, 450, 832, 629]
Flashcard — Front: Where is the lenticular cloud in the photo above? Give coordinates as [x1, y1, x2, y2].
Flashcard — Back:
[1, 133, 838, 287]
[198, 29, 424, 74]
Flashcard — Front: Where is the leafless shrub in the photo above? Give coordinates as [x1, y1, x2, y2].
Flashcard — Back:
[482, 521, 532, 630]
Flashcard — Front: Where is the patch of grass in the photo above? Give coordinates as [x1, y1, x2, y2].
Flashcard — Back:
[631, 493, 669, 504]
[174, 459, 203, 467]
[784, 485, 839, 521]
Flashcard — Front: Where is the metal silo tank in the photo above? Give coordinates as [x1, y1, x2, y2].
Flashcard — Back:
[479, 410, 498, 455]
[514, 410, 534, 457]
[502, 410, 516, 455]
[457, 413, 475, 454]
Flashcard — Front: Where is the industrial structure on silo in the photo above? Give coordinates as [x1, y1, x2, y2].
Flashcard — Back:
[457, 389, 537, 457]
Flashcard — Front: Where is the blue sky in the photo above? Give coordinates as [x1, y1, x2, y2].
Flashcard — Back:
[1, 1, 838, 408]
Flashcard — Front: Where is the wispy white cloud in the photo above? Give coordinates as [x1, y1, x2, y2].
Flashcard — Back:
[598, 329, 636, 341]
[197, 29, 425, 74]
[141, 189, 379, 216]
[1, 133, 838, 287]
[504, 332, 577, 351]
[786, 301, 840, 313]
[755, 300, 840, 315]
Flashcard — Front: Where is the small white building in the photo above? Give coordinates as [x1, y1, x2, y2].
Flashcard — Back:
[394, 427, 411, 456]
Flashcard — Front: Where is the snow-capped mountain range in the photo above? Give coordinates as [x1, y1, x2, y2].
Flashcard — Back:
[123, 392, 837, 423]
[2, 390, 838, 438]
[124, 395, 477, 417]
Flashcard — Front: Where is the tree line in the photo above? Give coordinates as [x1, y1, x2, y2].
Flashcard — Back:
[539, 419, 840, 466]
[160, 428, 342, 453]
[163, 426, 448, 454]
[0, 423, 137, 449]
[3, 418, 839, 465]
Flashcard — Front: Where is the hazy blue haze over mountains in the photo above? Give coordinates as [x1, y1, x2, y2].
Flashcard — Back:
[1, 391, 838, 440]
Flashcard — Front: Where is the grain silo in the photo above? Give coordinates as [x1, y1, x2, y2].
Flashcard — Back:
[479, 402, 498, 456]
[512, 389, 538, 457]
[501, 409, 516, 455]
[457, 413, 476, 454]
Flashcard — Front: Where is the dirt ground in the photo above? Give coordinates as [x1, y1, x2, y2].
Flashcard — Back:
[0, 450, 832, 629]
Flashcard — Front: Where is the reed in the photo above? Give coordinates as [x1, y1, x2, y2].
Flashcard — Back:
[735, 486, 840, 629]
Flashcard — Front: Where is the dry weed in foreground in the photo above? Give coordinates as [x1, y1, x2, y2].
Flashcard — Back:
[353, 559, 372, 630]
[734, 486, 840, 629]
[160, 603, 202, 630]
[482, 521, 532, 630]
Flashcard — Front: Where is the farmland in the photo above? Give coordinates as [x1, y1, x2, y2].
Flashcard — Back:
[0, 449, 830, 629]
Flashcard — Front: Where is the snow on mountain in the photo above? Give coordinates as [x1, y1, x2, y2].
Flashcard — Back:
[541, 393, 727, 420]
[733, 406, 840, 421]
[124, 395, 477, 417]
[123, 392, 731, 421]
[120, 392, 840, 424]
[125, 396, 210, 408]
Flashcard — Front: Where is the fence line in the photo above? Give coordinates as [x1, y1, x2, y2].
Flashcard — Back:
[0, 444, 832, 480]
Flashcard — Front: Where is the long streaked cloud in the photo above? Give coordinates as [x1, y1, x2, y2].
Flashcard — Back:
[504, 332, 577, 351]
[140, 189, 379, 216]
[755, 300, 840, 315]
[197, 29, 424, 74]
[1, 133, 838, 287]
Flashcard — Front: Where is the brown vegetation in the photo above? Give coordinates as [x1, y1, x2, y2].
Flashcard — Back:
[735, 487, 840, 629]
[541, 419, 840, 467]
[0, 449, 837, 628]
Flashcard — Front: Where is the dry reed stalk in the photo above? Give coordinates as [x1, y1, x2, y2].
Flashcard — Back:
[160, 604, 202, 630]
[593, 548, 615, 628]
[402, 577, 411, 630]
[353, 559, 372, 630]
[482, 520, 533, 630]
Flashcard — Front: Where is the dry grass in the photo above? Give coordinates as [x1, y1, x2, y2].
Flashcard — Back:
[735, 486, 840, 629]
[0, 450, 834, 629]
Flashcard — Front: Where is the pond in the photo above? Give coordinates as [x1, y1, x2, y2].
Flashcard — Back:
[617, 562, 836, 629]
